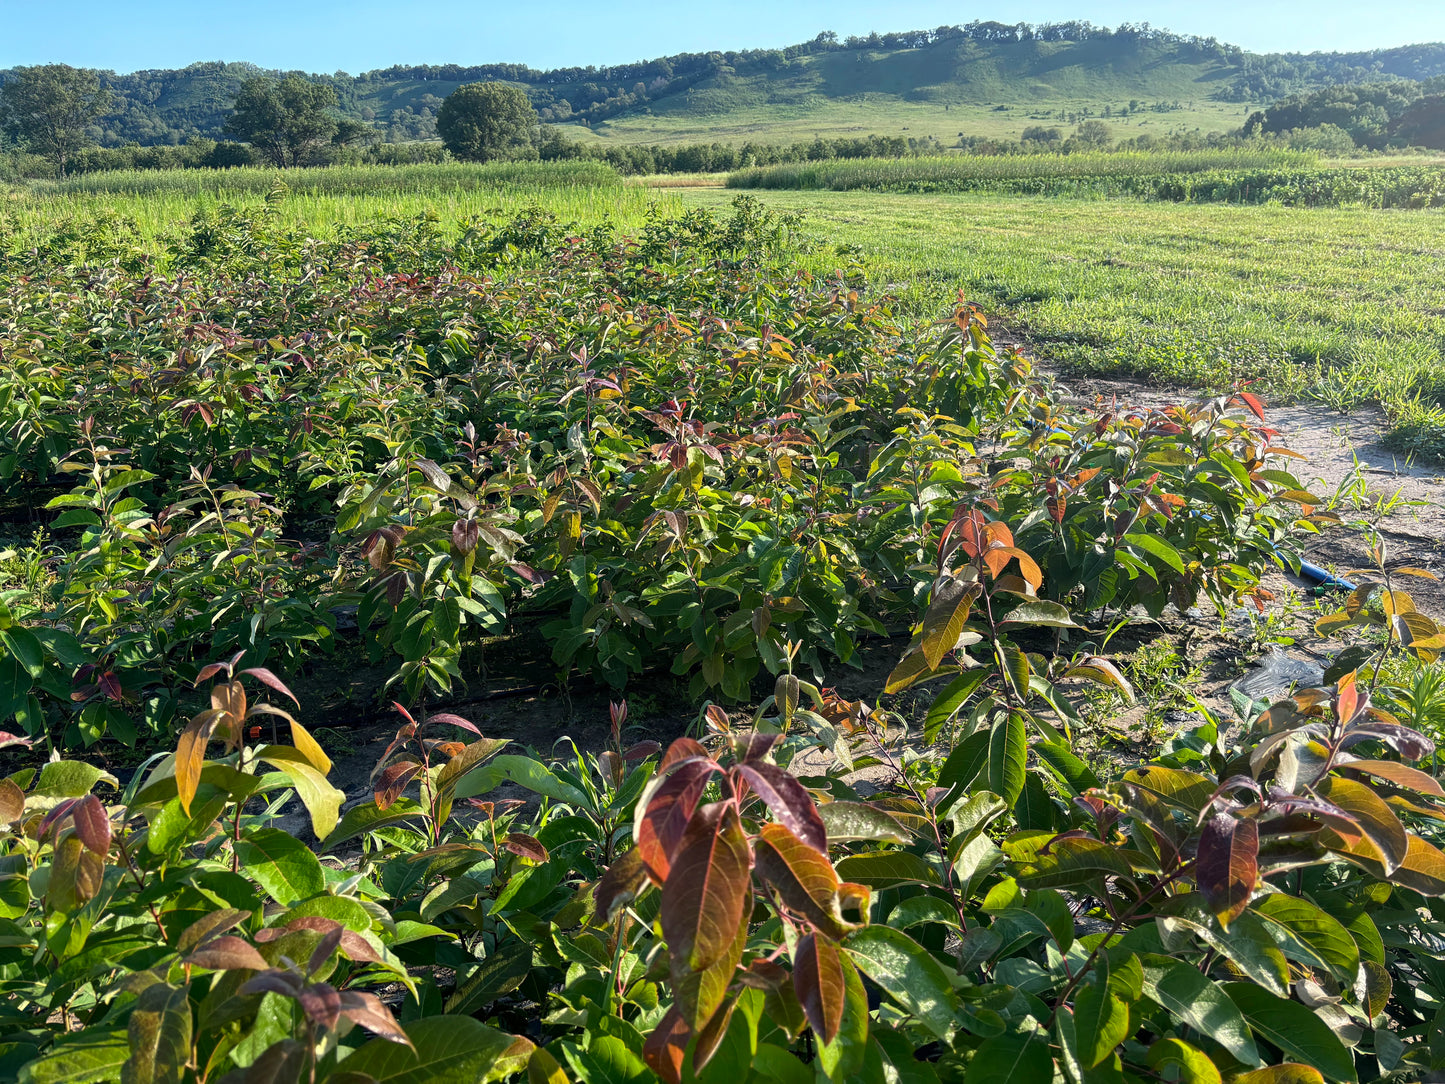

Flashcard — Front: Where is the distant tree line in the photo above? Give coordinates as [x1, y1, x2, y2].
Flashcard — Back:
[1244, 79, 1445, 149]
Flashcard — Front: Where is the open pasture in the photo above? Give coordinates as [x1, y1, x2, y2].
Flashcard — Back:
[681, 184, 1445, 457]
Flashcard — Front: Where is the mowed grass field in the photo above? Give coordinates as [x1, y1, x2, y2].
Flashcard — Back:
[5, 161, 1444, 456]
[677, 187, 1445, 456]
[558, 96, 1256, 148]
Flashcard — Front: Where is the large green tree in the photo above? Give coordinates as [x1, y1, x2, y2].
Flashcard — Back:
[225, 75, 361, 168]
[0, 64, 111, 177]
[437, 82, 538, 161]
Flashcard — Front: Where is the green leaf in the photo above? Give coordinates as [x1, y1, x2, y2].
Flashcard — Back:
[33, 761, 116, 800]
[938, 730, 990, 794]
[0, 627, 44, 679]
[17, 1032, 129, 1084]
[563, 1034, 650, 1084]
[999, 600, 1079, 628]
[1074, 976, 1128, 1069]
[1145, 1037, 1222, 1084]
[843, 925, 957, 1039]
[1033, 741, 1101, 795]
[454, 754, 592, 808]
[257, 751, 345, 840]
[279, 894, 372, 933]
[1222, 983, 1356, 1082]
[336, 1017, 523, 1084]
[817, 801, 911, 844]
[122, 983, 191, 1084]
[320, 798, 427, 851]
[1123, 533, 1186, 575]
[1142, 960, 1260, 1067]
[445, 941, 534, 1017]
[924, 671, 989, 741]
[987, 711, 1026, 809]
[834, 850, 940, 888]
[232, 828, 325, 905]
[1254, 893, 1359, 983]
[1015, 837, 1133, 890]
[962, 1028, 1051, 1084]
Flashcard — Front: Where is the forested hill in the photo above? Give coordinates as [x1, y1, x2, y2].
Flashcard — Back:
[7, 21, 1445, 147]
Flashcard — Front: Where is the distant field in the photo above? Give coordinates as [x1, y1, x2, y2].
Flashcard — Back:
[8, 160, 1442, 458]
[1, 162, 670, 244]
[559, 96, 1258, 148]
[727, 154, 1445, 209]
[678, 187, 1445, 457]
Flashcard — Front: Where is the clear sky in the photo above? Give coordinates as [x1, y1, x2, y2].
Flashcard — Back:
[1, 1, 1442, 74]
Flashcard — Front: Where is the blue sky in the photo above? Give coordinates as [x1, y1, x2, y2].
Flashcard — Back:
[1, 1, 1442, 73]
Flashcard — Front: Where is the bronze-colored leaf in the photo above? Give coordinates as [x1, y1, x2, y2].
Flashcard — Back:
[374, 760, 422, 810]
[338, 990, 413, 1047]
[185, 935, 270, 972]
[48, 834, 104, 912]
[754, 823, 860, 939]
[503, 833, 549, 862]
[694, 996, 737, 1072]
[594, 846, 651, 922]
[660, 802, 752, 973]
[793, 932, 847, 1044]
[1317, 776, 1408, 874]
[1341, 759, 1444, 797]
[636, 758, 715, 880]
[0, 778, 23, 823]
[1390, 833, 1445, 895]
[1195, 813, 1258, 928]
[671, 892, 747, 1029]
[920, 578, 981, 671]
[71, 794, 112, 855]
[641, 1005, 689, 1084]
[175, 707, 227, 815]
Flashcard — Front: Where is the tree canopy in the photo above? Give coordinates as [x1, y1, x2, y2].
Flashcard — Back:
[437, 82, 538, 162]
[224, 75, 363, 167]
[0, 64, 111, 176]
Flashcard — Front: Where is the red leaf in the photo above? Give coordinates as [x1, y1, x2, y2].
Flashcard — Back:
[241, 667, 300, 707]
[623, 740, 662, 762]
[1195, 813, 1259, 928]
[642, 1005, 690, 1084]
[793, 932, 846, 1044]
[428, 712, 481, 736]
[694, 997, 737, 1072]
[338, 990, 413, 1047]
[374, 760, 422, 810]
[660, 802, 752, 973]
[307, 927, 345, 977]
[636, 759, 716, 880]
[503, 833, 549, 862]
[594, 847, 650, 922]
[737, 763, 827, 854]
[660, 737, 710, 772]
[1239, 391, 1266, 421]
[185, 935, 270, 972]
[296, 983, 342, 1030]
[70, 794, 111, 856]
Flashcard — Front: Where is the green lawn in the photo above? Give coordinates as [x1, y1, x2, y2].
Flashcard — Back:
[679, 187, 1445, 456]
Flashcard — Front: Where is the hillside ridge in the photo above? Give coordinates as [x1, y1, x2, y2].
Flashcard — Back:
[4, 20, 1444, 148]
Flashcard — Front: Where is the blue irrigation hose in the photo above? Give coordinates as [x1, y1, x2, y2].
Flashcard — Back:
[1297, 559, 1355, 594]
